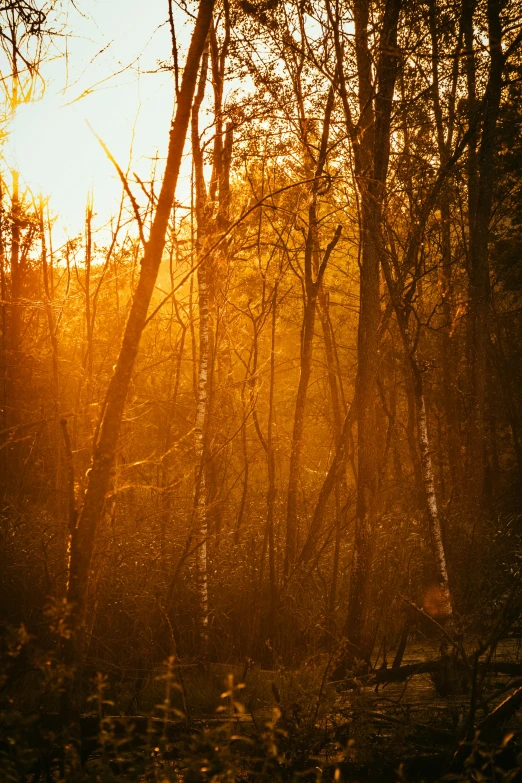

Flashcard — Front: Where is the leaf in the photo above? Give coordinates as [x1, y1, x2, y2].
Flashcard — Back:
[502, 731, 515, 747]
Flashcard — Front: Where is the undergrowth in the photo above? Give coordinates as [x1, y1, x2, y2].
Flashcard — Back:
[1, 623, 522, 782]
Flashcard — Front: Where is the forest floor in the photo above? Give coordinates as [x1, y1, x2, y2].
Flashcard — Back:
[16, 639, 522, 781]
[122, 638, 522, 719]
[95, 638, 522, 777]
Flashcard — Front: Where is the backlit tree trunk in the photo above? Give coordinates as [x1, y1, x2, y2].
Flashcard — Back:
[266, 284, 278, 650]
[284, 86, 337, 576]
[331, 0, 403, 668]
[429, 0, 463, 496]
[191, 42, 211, 652]
[62, 0, 215, 725]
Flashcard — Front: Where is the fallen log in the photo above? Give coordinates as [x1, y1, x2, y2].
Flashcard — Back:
[446, 684, 522, 774]
[373, 659, 522, 684]
[478, 683, 522, 741]
[373, 660, 439, 683]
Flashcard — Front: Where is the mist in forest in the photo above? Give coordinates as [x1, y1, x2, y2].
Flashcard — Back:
[1, 1, 522, 781]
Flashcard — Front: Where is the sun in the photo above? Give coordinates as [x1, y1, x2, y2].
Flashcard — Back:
[7, 94, 101, 230]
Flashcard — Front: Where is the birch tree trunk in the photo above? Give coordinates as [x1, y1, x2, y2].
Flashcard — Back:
[202, 9, 232, 543]
[194, 257, 210, 651]
[376, 247, 455, 634]
[190, 10, 232, 648]
[429, 0, 463, 496]
[62, 0, 214, 726]
[410, 357, 453, 620]
[10, 171, 20, 371]
[191, 42, 211, 652]
[6, 172, 22, 488]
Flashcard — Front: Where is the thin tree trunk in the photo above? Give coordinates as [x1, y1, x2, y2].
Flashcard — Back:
[236, 309, 266, 544]
[429, 1, 462, 492]
[285, 289, 319, 573]
[410, 358, 453, 620]
[235, 385, 249, 543]
[62, 0, 214, 730]
[194, 258, 210, 652]
[84, 198, 94, 390]
[267, 284, 278, 647]
[204, 9, 233, 543]
[284, 86, 336, 576]
[40, 198, 61, 491]
[191, 42, 211, 654]
[404, 360, 424, 495]
[6, 171, 22, 488]
[40, 199, 59, 411]
[317, 287, 345, 638]
[0, 183, 6, 490]
[300, 400, 356, 565]
[10, 171, 20, 368]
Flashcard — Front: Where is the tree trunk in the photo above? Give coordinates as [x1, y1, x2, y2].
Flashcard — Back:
[62, 0, 215, 728]
[40, 198, 61, 492]
[6, 172, 22, 488]
[334, 0, 402, 667]
[410, 358, 453, 620]
[284, 87, 336, 576]
[428, 1, 463, 494]
[191, 41, 211, 655]
[267, 284, 278, 650]
[466, 0, 503, 512]
[317, 287, 346, 638]
[10, 171, 21, 370]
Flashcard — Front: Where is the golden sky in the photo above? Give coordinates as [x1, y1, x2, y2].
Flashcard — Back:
[6, 0, 196, 237]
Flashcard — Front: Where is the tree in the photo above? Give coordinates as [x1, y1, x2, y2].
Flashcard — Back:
[62, 0, 215, 730]
[329, 0, 403, 670]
